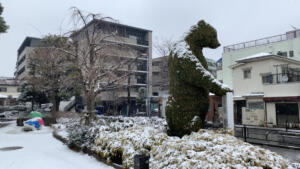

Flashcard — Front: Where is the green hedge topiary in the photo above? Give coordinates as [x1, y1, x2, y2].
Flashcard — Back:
[166, 20, 230, 137]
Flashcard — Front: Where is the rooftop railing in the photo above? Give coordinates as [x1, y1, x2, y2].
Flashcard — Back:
[224, 30, 300, 53]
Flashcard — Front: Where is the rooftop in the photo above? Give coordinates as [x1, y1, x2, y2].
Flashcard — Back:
[71, 19, 151, 38]
[17, 37, 41, 56]
[224, 29, 300, 53]
[0, 77, 20, 86]
[231, 52, 300, 69]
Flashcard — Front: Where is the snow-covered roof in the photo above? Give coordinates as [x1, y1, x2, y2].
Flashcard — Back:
[231, 52, 300, 69]
[0, 94, 8, 98]
[242, 93, 264, 97]
[236, 52, 273, 62]
[0, 77, 20, 86]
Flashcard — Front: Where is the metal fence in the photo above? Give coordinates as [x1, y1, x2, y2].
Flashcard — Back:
[224, 30, 300, 53]
[262, 73, 300, 84]
[235, 125, 300, 149]
[224, 34, 288, 52]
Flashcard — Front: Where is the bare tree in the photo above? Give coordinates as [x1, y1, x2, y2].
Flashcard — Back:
[63, 7, 142, 124]
[154, 38, 181, 91]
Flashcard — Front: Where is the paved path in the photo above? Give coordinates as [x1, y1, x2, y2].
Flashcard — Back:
[260, 145, 300, 163]
[0, 121, 113, 169]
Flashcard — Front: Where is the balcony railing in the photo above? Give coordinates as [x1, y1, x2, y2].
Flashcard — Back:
[224, 30, 300, 53]
[262, 73, 300, 84]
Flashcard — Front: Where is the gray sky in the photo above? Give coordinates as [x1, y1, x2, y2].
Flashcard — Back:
[1, 0, 300, 77]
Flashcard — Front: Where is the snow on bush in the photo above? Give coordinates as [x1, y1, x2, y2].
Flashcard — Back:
[151, 130, 289, 169]
[56, 116, 296, 169]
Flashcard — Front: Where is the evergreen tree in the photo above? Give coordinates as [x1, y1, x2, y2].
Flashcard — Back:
[166, 20, 230, 137]
[18, 83, 48, 110]
[0, 3, 8, 33]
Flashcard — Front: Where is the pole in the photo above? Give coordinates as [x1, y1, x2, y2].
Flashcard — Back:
[127, 64, 131, 117]
[146, 53, 150, 117]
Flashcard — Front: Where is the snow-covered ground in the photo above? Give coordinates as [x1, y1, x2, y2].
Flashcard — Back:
[0, 121, 112, 169]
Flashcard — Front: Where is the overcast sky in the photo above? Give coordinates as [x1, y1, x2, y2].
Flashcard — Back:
[0, 0, 300, 77]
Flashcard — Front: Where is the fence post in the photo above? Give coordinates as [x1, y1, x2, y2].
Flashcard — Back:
[243, 125, 247, 142]
[134, 154, 149, 169]
[286, 120, 288, 132]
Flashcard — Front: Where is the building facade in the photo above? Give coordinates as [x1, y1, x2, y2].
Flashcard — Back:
[72, 20, 152, 114]
[15, 37, 41, 80]
[0, 77, 20, 106]
[232, 53, 300, 127]
[219, 29, 300, 88]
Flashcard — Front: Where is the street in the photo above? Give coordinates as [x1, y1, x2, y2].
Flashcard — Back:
[260, 145, 300, 163]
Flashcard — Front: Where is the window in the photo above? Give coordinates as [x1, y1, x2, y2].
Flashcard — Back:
[277, 51, 287, 57]
[248, 101, 264, 110]
[153, 72, 159, 76]
[152, 92, 159, 96]
[0, 87, 7, 92]
[262, 74, 273, 84]
[243, 69, 251, 79]
[289, 51, 294, 57]
[152, 62, 160, 66]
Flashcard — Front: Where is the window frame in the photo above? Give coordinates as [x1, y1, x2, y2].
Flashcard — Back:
[243, 68, 252, 79]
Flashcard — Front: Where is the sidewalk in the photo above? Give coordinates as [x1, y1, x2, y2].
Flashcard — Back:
[0, 121, 113, 169]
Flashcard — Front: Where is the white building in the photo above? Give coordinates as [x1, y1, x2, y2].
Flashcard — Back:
[0, 77, 20, 106]
[232, 53, 300, 127]
[219, 29, 300, 88]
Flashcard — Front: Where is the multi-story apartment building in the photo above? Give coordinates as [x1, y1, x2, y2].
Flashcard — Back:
[15, 37, 41, 80]
[218, 29, 300, 88]
[232, 53, 300, 127]
[0, 77, 20, 106]
[71, 20, 152, 114]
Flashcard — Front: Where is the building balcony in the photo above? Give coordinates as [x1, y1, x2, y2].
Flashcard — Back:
[262, 73, 300, 85]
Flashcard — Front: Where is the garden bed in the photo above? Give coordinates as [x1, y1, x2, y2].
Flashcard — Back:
[53, 116, 299, 169]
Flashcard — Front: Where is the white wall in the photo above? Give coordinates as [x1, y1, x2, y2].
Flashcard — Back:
[232, 58, 300, 97]
[223, 92, 234, 129]
[222, 38, 300, 88]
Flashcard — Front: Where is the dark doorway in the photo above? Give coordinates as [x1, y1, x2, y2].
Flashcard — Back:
[235, 100, 246, 124]
[276, 103, 299, 125]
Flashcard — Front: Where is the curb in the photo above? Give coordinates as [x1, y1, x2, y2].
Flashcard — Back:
[52, 129, 122, 169]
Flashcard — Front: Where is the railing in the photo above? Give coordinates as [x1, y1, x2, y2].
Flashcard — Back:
[235, 125, 300, 149]
[262, 73, 300, 84]
[137, 39, 149, 46]
[224, 30, 300, 53]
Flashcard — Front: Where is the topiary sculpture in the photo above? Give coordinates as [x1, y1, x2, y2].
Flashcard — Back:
[166, 20, 231, 137]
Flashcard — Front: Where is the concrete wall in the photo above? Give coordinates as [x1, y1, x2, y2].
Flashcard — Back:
[223, 92, 234, 129]
[222, 37, 300, 88]
[263, 83, 300, 97]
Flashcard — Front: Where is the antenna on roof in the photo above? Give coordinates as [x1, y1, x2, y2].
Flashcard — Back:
[290, 25, 298, 30]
